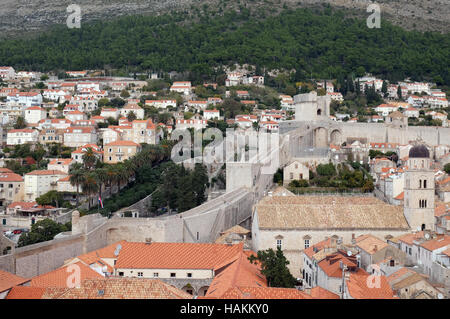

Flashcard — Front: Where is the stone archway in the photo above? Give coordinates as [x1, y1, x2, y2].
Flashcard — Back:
[313, 127, 328, 148]
[330, 129, 342, 145]
[182, 284, 196, 296]
[198, 286, 209, 297]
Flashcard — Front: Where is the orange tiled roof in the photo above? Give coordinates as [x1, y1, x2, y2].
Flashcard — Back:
[25, 169, 67, 176]
[355, 234, 388, 255]
[104, 140, 141, 147]
[0, 172, 23, 182]
[6, 286, 45, 299]
[30, 262, 103, 288]
[386, 267, 417, 284]
[205, 250, 266, 298]
[213, 286, 313, 299]
[115, 242, 243, 270]
[0, 270, 29, 293]
[397, 231, 425, 245]
[435, 204, 447, 217]
[346, 273, 395, 299]
[49, 158, 73, 165]
[41, 278, 192, 299]
[303, 238, 334, 258]
[310, 286, 340, 299]
[318, 251, 361, 278]
[420, 235, 450, 251]
[394, 192, 404, 200]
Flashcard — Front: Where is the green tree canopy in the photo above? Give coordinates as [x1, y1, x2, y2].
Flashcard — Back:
[248, 248, 297, 288]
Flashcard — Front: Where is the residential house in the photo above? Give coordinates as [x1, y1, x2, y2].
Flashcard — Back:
[0, 172, 24, 209]
[63, 126, 97, 148]
[38, 128, 64, 145]
[170, 81, 192, 95]
[145, 99, 177, 109]
[24, 170, 68, 201]
[47, 158, 74, 174]
[120, 104, 144, 120]
[283, 161, 309, 185]
[6, 129, 39, 146]
[104, 140, 141, 164]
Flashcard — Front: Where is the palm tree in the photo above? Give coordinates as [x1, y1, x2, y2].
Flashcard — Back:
[82, 148, 97, 170]
[81, 173, 99, 210]
[104, 165, 117, 197]
[94, 168, 108, 203]
[69, 169, 85, 207]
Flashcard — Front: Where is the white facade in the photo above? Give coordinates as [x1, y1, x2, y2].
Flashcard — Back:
[24, 106, 47, 124]
[6, 129, 39, 145]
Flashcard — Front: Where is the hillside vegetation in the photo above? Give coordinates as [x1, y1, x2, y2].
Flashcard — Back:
[1, 8, 448, 84]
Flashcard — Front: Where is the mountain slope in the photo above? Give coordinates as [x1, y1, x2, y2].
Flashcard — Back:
[0, 0, 448, 36]
[1, 9, 448, 85]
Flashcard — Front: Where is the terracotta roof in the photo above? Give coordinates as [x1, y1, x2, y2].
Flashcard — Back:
[0, 172, 23, 182]
[30, 262, 103, 288]
[255, 195, 409, 230]
[25, 169, 67, 176]
[105, 140, 141, 147]
[391, 272, 427, 290]
[310, 286, 340, 299]
[49, 158, 73, 165]
[7, 201, 54, 210]
[394, 192, 404, 200]
[0, 270, 29, 293]
[355, 234, 389, 255]
[435, 204, 448, 217]
[205, 250, 266, 298]
[386, 268, 415, 284]
[318, 251, 361, 278]
[303, 238, 334, 258]
[396, 232, 425, 245]
[8, 129, 36, 134]
[420, 235, 450, 251]
[115, 242, 243, 270]
[0, 168, 13, 173]
[6, 286, 45, 299]
[40, 278, 192, 299]
[212, 286, 313, 299]
[346, 273, 395, 299]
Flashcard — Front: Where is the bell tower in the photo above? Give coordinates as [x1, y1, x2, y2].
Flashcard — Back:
[403, 143, 435, 231]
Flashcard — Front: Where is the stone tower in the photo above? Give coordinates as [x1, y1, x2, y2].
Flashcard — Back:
[403, 144, 435, 231]
[294, 91, 330, 122]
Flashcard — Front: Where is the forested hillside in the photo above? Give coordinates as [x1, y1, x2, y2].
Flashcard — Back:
[1, 8, 448, 84]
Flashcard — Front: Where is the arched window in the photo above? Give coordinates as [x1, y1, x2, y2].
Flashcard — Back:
[317, 109, 322, 116]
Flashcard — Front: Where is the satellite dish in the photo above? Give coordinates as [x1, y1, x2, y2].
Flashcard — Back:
[416, 226, 421, 232]
[425, 233, 430, 239]
[347, 251, 352, 257]
[438, 293, 443, 299]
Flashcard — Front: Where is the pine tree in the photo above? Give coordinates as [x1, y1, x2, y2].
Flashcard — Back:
[381, 80, 388, 97]
[248, 248, 297, 288]
[397, 85, 403, 100]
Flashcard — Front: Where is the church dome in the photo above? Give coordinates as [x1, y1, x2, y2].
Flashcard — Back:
[409, 144, 430, 158]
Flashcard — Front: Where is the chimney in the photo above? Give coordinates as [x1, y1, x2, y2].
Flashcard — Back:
[373, 245, 378, 252]
[145, 238, 152, 244]
[351, 233, 356, 245]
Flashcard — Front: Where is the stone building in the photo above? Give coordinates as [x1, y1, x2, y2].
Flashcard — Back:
[403, 144, 435, 232]
[283, 160, 310, 185]
[251, 194, 410, 277]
